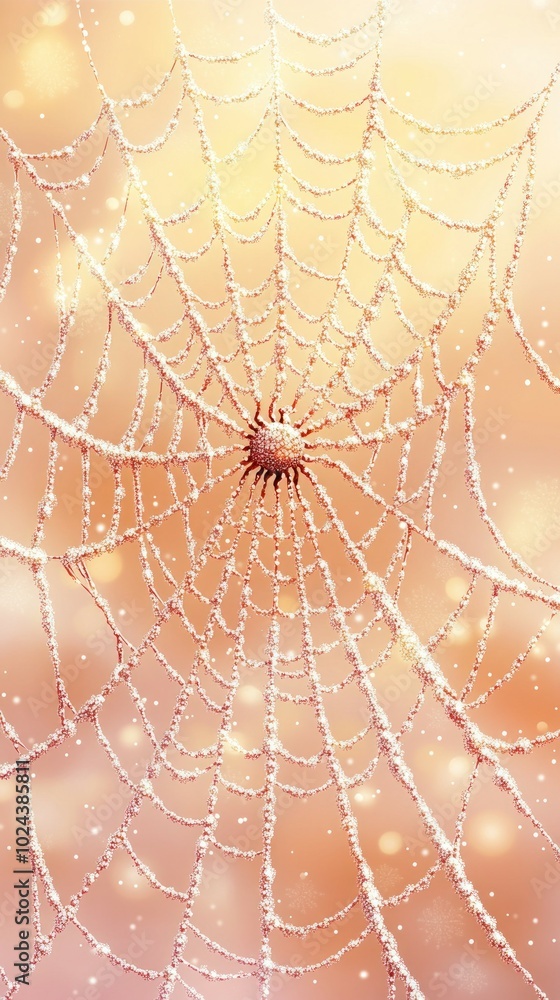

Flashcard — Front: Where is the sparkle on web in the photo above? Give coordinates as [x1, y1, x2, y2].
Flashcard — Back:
[0, 1, 559, 997]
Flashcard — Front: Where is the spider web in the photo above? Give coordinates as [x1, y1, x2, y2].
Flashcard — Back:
[0, 1, 559, 997]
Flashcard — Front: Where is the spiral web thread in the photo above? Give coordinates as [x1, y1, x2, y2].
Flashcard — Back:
[0, 0, 559, 996]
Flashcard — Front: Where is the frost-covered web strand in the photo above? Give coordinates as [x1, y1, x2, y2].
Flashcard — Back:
[0, 0, 558, 998]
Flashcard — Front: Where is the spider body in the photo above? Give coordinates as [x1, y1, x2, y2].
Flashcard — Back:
[241, 405, 307, 488]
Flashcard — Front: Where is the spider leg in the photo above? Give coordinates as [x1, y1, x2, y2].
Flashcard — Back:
[293, 465, 300, 487]
[254, 401, 265, 427]
[268, 400, 275, 421]
[239, 461, 259, 485]
[273, 471, 282, 491]
[254, 466, 265, 485]
[261, 469, 273, 495]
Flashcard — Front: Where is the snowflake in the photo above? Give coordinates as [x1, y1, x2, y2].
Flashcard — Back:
[509, 477, 560, 557]
[521, 478, 560, 523]
[284, 877, 323, 914]
[402, 586, 451, 639]
[455, 961, 488, 994]
[420, 697, 448, 735]
[375, 864, 402, 895]
[0, 564, 35, 615]
[418, 897, 464, 949]
[21, 39, 78, 99]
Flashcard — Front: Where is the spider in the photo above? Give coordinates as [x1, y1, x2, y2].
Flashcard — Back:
[240, 403, 308, 489]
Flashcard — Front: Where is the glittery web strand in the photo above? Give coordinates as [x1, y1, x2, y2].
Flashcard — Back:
[0, 0, 559, 996]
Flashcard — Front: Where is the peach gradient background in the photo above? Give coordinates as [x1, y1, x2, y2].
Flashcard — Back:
[0, 1, 559, 998]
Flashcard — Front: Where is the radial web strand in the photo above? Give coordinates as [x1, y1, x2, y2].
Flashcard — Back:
[0, 1, 559, 998]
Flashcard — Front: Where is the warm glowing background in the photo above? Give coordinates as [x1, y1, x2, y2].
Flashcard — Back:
[0, 1, 559, 998]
